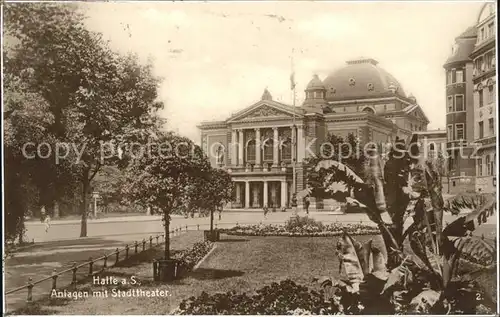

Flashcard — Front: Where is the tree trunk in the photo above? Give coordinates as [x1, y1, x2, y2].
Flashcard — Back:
[54, 200, 60, 219]
[210, 208, 214, 233]
[164, 211, 170, 259]
[80, 169, 90, 237]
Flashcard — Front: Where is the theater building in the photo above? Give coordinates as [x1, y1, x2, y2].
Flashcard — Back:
[198, 57, 431, 211]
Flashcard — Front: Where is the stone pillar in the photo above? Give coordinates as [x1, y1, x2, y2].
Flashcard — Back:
[252, 183, 260, 207]
[273, 127, 279, 167]
[255, 128, 261, 167]
[297, 125, 304, 162]
[238, 129, 244, 166]
[231, 129, 237, 166]
[235, 182, 241, 206]
[291, 126, 297, 163]
[263, 181, 268, 207]
[281, 180, 287, 208]
[245, 181, 250, 208]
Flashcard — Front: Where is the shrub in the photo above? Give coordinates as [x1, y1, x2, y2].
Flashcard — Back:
[174, 241, 213, 271]
[285, 216, 324, 233]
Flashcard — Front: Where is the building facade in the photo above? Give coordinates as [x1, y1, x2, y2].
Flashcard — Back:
[470, 3, 496, 193]
[443, 26, 478, 193]
[198, 57, 431, 211]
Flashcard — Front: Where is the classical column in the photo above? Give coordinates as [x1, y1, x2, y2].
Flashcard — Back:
[281, 180, 287, 208]
[273, 127, 279, 166]
[245, 181, 250, 208]
[231, 129, 237, 166]
[297, 125, 304, 162]
[252, 183, 260, 207]
[263, 181, 268, 207]
[235, 182, 241, 207]
[291, 125, 297, 162]
[238, 129, 244, 166]
[255, 128, 261, 167]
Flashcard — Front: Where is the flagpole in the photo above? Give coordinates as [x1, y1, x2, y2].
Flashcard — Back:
[291, 49, 297, 214]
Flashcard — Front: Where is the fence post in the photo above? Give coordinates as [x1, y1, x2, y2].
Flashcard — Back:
[103, 254, 108, 269]
[27, 277, 33, 303]
[134, 241, 138, 254]
[142, 239, 146, 251]
[149, 236, 153, 248]
[88, 257, 93, 276]
[72, 262, 77, 288]
[125, 245, 129, 259]
[115, 248, 120, 265]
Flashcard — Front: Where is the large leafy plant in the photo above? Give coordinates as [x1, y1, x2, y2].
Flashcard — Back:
[308, 135, 496, 314]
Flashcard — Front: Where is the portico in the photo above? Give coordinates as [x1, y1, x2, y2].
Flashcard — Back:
[231, 178, 292, 209]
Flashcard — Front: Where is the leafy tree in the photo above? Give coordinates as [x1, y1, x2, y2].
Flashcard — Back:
[124, 132, 211, 259]
[4, 3, 164, 237]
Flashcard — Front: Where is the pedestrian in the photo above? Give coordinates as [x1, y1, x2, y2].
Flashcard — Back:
[305, 198, 310, 215]
[44, 213, 51, 233]
[263, 205, 268, 219]
[40, 205, 46, 223]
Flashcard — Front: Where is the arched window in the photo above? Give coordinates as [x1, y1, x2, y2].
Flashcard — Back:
[215, 144, 225, 166]
[280, 137, 292, 161]
[263, 138, 274, 161]
[486, 155, 491, 175]
[429, 143, 435, 151]
[246, 140, 256, 162]
[362, 107, 375, 114]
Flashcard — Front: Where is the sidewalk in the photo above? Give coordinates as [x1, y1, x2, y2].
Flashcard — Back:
[26, 215, 167, 225]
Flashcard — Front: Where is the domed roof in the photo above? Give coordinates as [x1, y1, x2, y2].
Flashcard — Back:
[323, 57, 407, 101]
[306, 74, 325, 90]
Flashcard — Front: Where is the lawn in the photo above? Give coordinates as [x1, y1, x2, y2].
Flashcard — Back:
[14, 233, 383, 315]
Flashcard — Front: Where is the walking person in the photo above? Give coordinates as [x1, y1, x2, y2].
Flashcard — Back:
[263, 205, 268, 219]
[305, 197, 310, 215]
[42, 207, 51, 233]
[218, 206, 222, 221]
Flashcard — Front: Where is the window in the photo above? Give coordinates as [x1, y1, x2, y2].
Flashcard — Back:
[455, 123, 464, 140]
[429, 143, 435, 151]
[481, 28, 485, 40]
[479, 121, 484, 139]
[280, 137, 292, 161]
[455, 95, 464, 111]
[447, 96, 454, 112]
[489, 118, 494, 135]
[456, 70, 463, 83]
[215, 145, 225, 166]
[263, 139, 274, 161]
[486, 155, 491, 175]
[478, 158, 483, 176]
[447, 71, 452, 85]
[488, 86, 494, 104]
[246, 140, 256, 162]
[447, 125, 453, 141]
[451, 69, 456, 83]
[488, 23, 494, 37]
[479, 89, 484, 107]
[314, 91, 323, 99]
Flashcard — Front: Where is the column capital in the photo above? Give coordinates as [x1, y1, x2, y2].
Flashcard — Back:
[236, 128, 244, 133]
[272, 127, 279, 131]
[254, 127, 261, 132]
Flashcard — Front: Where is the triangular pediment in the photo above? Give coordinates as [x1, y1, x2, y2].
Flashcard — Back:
[227, 100, 303, 123]
[404, 104, 429, 124]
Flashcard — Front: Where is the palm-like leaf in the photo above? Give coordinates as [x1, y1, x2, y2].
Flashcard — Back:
[443, 194, 496, 237]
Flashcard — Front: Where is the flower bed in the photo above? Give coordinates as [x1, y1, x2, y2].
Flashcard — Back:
[219, 221, 380, 237]
[173, 241, 214, 272]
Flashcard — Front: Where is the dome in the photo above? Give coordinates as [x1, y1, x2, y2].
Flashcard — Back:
[323, 57, 407, 101]
[306, 74, 325, 90]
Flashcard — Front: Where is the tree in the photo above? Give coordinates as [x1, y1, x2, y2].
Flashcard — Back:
[124, 132, 211, 259]
[194, 168, 233, 233]
[4, 3, 164, 237]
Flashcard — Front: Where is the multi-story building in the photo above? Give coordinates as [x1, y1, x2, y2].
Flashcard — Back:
[198, 57, 431, 211]
[414, 129, 449, 192]
[443, 26, 478, 193]
[470, 3, 496, 193]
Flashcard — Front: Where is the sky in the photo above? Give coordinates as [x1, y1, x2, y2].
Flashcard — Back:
[82, 1, 486, 143]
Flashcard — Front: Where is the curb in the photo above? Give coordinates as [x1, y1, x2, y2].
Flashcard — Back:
[193, 244, 217, 271]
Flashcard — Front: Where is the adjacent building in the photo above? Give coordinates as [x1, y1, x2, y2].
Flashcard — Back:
[199, 57, 432, 211]
[470, 3, 496, 193]
[443, 26, 478, 193]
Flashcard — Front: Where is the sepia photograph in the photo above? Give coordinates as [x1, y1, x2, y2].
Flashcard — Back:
[2, 1, 498, 315]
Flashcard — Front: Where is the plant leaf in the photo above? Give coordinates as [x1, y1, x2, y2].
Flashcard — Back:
[315, 160, 364, 184]
[408, 289, 442, 313]
[371, 246, 388, 280]
[338, 231, 364, 290]
[443, 194, 496, 237]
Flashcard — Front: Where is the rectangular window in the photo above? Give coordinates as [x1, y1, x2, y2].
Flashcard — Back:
[447, 71, 452, 84]
[447, 125, 453, 141]
[479, 89, 484, 107]
[481, 28, 485, 40]
[489, 118, 494, 135]
[455, 124, 464, 140]
[479, 121, 484, 139]
[478, 158, 483, 176]
[456, 70, 463, 83]
[455, 95, 464, 111]
[451, 69, 456, 83]
[488, 85, 494, 104]
[488, 23, 494, 38]
[447, 96, 454, 112]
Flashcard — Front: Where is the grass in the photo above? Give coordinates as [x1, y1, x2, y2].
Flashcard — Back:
[10, 233, 383, 315]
